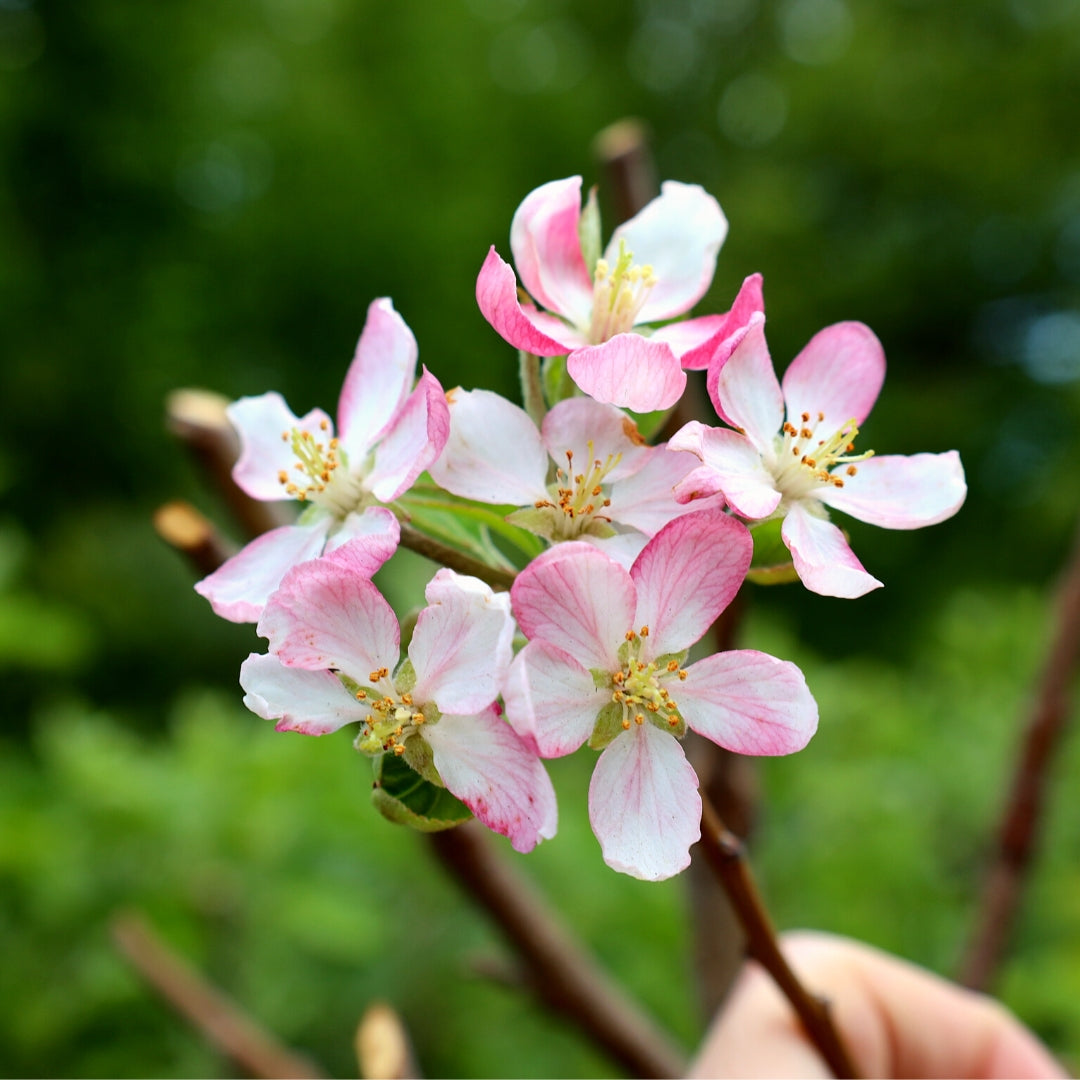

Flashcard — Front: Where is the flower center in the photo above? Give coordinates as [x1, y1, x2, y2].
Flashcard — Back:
[610, 627, 687, 735]
[351, 668, 434, 757]
[533, 442, 619, 540]
[771, 410, 874, 502]
[589, 239, 657, 342]
[278, 420, 368, 516]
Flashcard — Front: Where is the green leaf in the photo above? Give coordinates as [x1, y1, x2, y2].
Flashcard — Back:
[370, 751, 472, 831]
[541, 354, 577, 408]
[578, 184, 602, 274]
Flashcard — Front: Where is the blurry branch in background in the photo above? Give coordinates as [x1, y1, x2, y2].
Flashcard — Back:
[153, 501, 235, 580]
[111, 910, 326, 1080]
[355, 1002, 420, 1080]
[959, 518, 1080, 991]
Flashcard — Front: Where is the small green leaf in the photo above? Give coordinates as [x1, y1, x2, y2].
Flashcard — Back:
[579, 185, 602, 274]
[588, 701, 622, 750]
[370, 752, 472, 831]
[541, 354, 577, 408]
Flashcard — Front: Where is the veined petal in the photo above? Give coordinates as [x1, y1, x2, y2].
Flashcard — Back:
[588, 723, 701, 881]
[707, 313, 783, 452]
[337, 298, 417, 460]
[650, 313, 730, 361]
[258, 555, 400, 675]
[476, 247, 578, 356]
[511, 542, 632, 672]
[608, 181, 728, 324]
[820, 451, 967, 529]
[428, 388, 549, 505]
[678, 650, 818, 756]
[668, 422, 781, 520]
[541, 397, 650, 484]
[509, 175, 594, 329]
[567, 334, 686, 412]
[503, 640, 606, 757]
[781, 501, 882, 598]
[678, 273, 765, 372]
[423, 707, 558, 853]
[366, 366, 450, 503]
[240, 652, 365, 735]
[631, 507, 752, 657]
[194, 519, 331, 624]
[228, 393, 334, 501]
[781, 321, 885, 429]
[611, 446, 719, 535]
[323, 506, 400, 572]
[410, 570, 514, 714]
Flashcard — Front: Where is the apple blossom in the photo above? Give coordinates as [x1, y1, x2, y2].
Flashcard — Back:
[195, 298, 449, 622]
[670, 314, 967, 599]
[476, 176, 744, 412]
[240, 540, 557, 853]
[503, 507, 818, 880]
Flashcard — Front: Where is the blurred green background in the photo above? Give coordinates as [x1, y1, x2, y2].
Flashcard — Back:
[2, 0, 1080, 1075]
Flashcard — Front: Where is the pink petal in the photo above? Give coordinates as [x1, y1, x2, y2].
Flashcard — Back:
[566, 334, 686, 412]
[428, 388, 549, 505]
[611, 445, 719, 535]
[409, 570, 514, 714]
[258, 555, 400, 675]
[707, 313, 783, 451]
[240, 652, 366, 735]
[678, 649, 818, 755]
[781, 501, 882, 598]
[668, 422, 781, 520]
[631, 508, 752, 657]
[821, 451, 967, 529]
[228, 393, 334, 501]
[511, 542, 632, 672]
[781, 321, 885, 430]
[365, 366, 449, 503]
[541, 397, 651, 484]
[337, 297, 417, 460]
[194, 519, 332, 623]
[502, 640, 606, 757]
[608, 181, 728, 324]
[679, 273, 765, 371]
[323, 506, 400, 571]
[588, 723, 701, 881]
[476, 247, 579, 356]
[423, 707, 558, 853]
[508, 175, 594, 329]
[650, 313, 730, 362]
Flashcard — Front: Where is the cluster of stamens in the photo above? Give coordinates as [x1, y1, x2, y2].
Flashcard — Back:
[610, 627, 688, 733]
[278, 419, 342, 502]
[589, 240, 657, 342]
[773, 411, 874, 499]
[354, 669, 426, 756]
[534, 443, 618, 539]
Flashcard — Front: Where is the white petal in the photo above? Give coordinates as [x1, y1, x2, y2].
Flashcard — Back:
[323, 506, 400, 571]
[781, 501, 882, 598]
[612, 445, 723, 536]
[707, 314, 783, 453]
[240, 652, 365, 735]
[541, 397, 650, 484]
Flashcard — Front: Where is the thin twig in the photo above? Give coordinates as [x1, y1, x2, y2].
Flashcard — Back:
[697, 796, 860, 1079]
[153, 500, 236, 579]
[959, 522, 1080, 991]
[111, 909, 325, 1079]
[426, 821, 687, 1079]
[397, 523, 517, 591]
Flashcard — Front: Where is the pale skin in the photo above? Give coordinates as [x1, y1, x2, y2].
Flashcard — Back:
[689, 932, 1068, 1079]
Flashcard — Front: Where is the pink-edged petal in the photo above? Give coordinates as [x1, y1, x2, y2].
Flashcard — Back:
[668, 422, 781, 519]
[781, 321, 885, 429]
[541, 397, 650, 483]
[476, 247, 578, 356]
[587, 530, 650, 569]
[508, 175, 594, 328]
[258, 556, 400, 674]
[567, 334, 686, 412]
[820, 451, 967, 529]
[631, 507, 752, 657]
[588, 722, 701, 881]
[503, 640, 606, 757]
[409, 570, 514, 714]
[511, 542, 632, 672]
[781, 501, 882, 598]
[608, 181, 728, 324]
[611, 446, 720, 535]
[337, 297, 417, 459]
[194, 519, 331, 623]
[678, 273, 765, 371]
[323, 507, 400, 571]
[707, 313, 783, 451]
[428, 388, 548, 504]
[678, 649, 818, 756]
[423, 706, 558, 853]
[365, 366, 449, 503]
[228, 393, 334, 501]
[650, 313, 729, 361]
[240, 652, 365, 735]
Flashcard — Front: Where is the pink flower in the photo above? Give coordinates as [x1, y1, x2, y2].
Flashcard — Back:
[195, 298, 450, 622]
[429, 389, 719, 566]
[476, 176, 739, 412]
[240, 540, 557, 853]
[503, 507, 817, 880]
[670, 314, 967, 599]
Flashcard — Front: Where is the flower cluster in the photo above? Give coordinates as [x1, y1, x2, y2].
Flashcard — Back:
[198, 176, 966, 880]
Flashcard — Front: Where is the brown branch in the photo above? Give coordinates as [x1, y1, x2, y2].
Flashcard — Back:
[959, 522, 1080, 991]
[110, 909, 325, 1079]
[355, 1002, 421, 1080]
[426, 821, 687, 1079]
[697, 795, 860, 1079]
[397, 523, 517, 591]
[153, 500, 236, 578]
